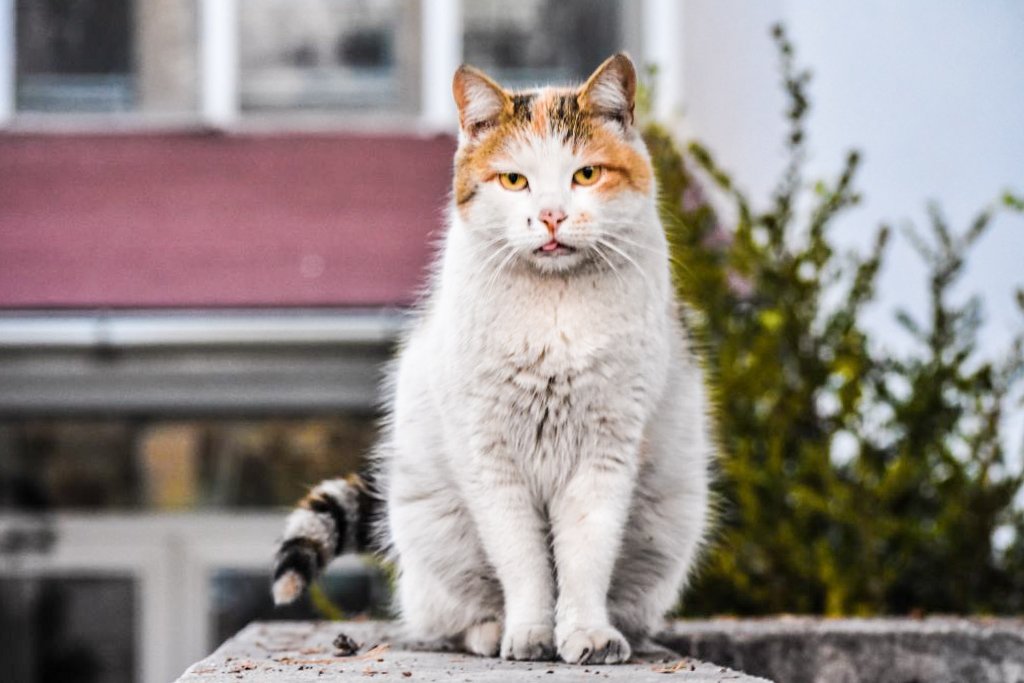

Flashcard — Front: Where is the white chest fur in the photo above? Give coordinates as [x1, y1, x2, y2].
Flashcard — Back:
[424, 226, 673, 494]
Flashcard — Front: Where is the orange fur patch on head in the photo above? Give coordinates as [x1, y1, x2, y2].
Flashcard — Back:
[580, 124, 652, 196]
[527, 90, 552, 135]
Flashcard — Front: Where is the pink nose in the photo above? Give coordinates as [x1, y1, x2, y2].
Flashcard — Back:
[538, 208, 567, 236]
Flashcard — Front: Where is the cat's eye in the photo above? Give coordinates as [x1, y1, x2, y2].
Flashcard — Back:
[573, 166, 602, 186]
[498, 172, 528, 191]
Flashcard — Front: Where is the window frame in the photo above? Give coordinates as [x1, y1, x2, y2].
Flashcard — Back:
[0, 512, 328, 683]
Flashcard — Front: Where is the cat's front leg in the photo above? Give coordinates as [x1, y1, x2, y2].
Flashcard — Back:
[464, 454, 556, 661]
[549, 450, 638, 665]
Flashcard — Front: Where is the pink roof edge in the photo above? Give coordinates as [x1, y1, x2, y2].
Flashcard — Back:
[0, 132, 457, 310]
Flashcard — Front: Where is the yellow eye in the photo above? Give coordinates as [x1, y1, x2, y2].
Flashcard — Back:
[573, 165, 602, 186]
[498, 172, 528, 191]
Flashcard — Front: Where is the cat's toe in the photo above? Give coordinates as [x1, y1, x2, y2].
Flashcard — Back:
[558, 625, 631, 665]
[463, 620, 501, 657]
[500, 623, 555, 661]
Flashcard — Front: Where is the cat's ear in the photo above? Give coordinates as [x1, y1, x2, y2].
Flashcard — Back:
[578, 53, 637, 128]
[453, 65, 510, 137]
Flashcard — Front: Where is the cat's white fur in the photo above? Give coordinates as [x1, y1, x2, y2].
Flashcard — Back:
[376, 60, 712, 664]
[274, 55, 712, 666]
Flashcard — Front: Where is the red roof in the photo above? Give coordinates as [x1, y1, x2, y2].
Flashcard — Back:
[0, 132, 456, 309]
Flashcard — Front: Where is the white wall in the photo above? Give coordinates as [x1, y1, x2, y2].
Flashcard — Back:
[678, 0, 1024, 359]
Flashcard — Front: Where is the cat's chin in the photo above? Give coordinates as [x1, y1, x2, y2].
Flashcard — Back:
[523, 247, 593, 275]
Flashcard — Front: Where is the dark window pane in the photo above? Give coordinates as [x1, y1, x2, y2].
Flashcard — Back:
[15, 0, 136, 112]
[463, 0, 624, 88]
[0, 576, 135, 683]
[0, 417, 378, 512]
[0, 422, 138, 511]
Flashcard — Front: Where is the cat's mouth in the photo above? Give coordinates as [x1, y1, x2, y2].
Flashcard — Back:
[534, 240, 577, 257]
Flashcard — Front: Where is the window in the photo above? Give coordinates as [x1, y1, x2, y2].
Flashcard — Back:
[463, 0, 627, 88]
[0, 414, 383, 682]
[0, 575, 136, 683]
[15, 0, 136, 112]
[13, 0, 200, 115]
[0, 417, 378, 512]
[238, 0, 418, 112]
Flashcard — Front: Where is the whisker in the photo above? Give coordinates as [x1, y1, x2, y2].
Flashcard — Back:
[596, 232, 657, 252]
[485, 247, 520, 292]
[593, 244, 626, 288]
[470, 242, 515, 283]
[596, 238, 653, 292]
[466, 236, 508, 257]
[596, 230, 689, 274]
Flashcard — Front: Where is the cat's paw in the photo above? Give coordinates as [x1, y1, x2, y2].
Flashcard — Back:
[557, 625, 631, 665]
[500, 623, 555, 661]
[463, 620, 501, 657]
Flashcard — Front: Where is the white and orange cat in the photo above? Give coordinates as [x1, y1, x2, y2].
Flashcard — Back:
[272, 54, 712, 665]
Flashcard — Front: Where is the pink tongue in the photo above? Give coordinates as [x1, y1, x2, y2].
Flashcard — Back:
[541, 240, 560, 252]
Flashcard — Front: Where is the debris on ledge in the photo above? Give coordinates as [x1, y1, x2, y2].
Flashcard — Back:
[175, 621, 773, 682]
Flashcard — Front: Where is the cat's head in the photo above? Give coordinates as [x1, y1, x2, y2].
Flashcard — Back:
[451, 54, 655, 275]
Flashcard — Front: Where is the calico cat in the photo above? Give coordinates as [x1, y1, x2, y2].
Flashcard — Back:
[272, 53, 712, 665]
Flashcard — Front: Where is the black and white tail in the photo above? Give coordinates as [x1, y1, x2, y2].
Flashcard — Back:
[271, 474, 377, 605]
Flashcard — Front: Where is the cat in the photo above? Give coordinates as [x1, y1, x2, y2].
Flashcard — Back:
[271, 53, 712, 666]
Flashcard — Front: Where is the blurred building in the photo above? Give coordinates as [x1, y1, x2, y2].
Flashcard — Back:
[0, 2, 672, 683]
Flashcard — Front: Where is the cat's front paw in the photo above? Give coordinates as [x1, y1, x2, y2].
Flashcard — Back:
[557, 625, 631, 665]
[500, 623, 555, 661]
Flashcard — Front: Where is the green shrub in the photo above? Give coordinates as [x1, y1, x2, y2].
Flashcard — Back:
[643, 25, 1024, 615]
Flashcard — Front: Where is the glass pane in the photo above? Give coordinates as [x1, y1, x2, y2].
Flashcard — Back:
[0, 575, 135, 683]
[210, 564, 390, 648]
[239, 0, 414, 112]
[463, 0, 625, 88]
[14, 0, 200, 115]
[15, 0, 136, 112]
[0, 417, 378, 512]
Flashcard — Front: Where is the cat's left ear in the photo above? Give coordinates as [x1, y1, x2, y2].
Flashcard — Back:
[578, 53, 637, 128]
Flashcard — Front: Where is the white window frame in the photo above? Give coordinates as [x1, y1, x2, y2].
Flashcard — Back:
[0, 0, 14, 125]
[418, 0, 460, 132]
[642, 0, 683, 122]
[199, 0, 239, 127]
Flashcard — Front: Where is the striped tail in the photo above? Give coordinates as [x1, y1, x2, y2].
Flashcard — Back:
[271, 474, 376, 605]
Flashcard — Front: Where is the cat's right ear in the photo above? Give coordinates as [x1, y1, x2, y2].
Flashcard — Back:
[578, 53, 637, 128]
[453, 65, 510, 138]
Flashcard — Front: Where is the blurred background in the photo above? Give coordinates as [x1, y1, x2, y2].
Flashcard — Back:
[0, 2, 1022, 683]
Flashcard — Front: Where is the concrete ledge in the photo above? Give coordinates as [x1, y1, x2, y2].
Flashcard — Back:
[660, 617, 1024, 683]
[175, 621, 772, 682]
